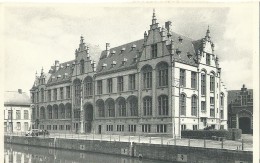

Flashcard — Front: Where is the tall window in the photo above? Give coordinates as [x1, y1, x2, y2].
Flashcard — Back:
[129, 97, 138, 116]
[142, 124, 151, 133]
[48, 107, 52, 119]
[74, 80, 81, 106]
[80, 59, 84, 74]
[143, 66, 152, 89]
[191, 71, 197, 89]
[210, 74, 215, 92]
[97, 80, 103, 94]
[16, 110, 21, 120]
[220, 110, 224, 119]
[97, 100, 105, 117]
[106, 99, 115, 117]
[54, 106, 58, 119]
[210, 97, 215, 117]
[40, 107, 45, 119]
[206, 54, 210, 65]
[17, 122, 21, 130]
[60, 87, 63, 100]
[41, 88, 44, 102]
[158, 95, 168, 116]
[48, 90, 51, 102]
[220, 93, 224, 106]
[117, 76, 124, 92]
[180, 69, 186, 87]
[191, 95, 197, 116]
[201, 72, 206, 95]
[85, 77, 93, 97]
[118, 98, 126, 117]
[24, 110, 28, 119]
[129, 74, 136, 90]
[36, 92, 39, 102]
[201, 101, 206, 112]
[143, 97, 152, 116]
[53, 89, 57, 101]
[157, 124, 167, 133]
[180, 94, 186, 116]
[158, 63, 168, 87]
[66, 86, 71, 99]
[151, 44, 157, 58]
[31, 93, 35, 103]
[107, 78, 113, 93]
[242, 95, 247, 106]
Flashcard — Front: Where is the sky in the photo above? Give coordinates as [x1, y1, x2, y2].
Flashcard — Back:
[2, 3, 258, 95]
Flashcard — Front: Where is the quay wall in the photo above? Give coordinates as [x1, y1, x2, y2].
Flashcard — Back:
[4, 135, 252, 162]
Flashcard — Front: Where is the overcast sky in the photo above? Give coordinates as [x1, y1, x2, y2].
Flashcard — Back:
[2, 3, 257, 94]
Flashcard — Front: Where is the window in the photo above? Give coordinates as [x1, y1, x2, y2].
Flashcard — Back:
[107, 99, 115, 117]
[128, 125, 136, 132]
[60, 87, 64, 100]
[191, 95, 197, 116]
[180, 69, 186, 87]
[220, 110, 224, 119]
[210, 97, 215, 105]
[201, 72, 206, 95]
[59, 125, 64, 130]
[117, 125, 124, 132]
[54, 107, 58, 119]
[143, 97, 152, 116]
[80, 59, 85, 74]
[191, 71, 197, 89]
[157, 124, 167, 133]
[220, 93, 224, 106]
[97, 100, 105, 117]
[158, 63, 168, 87]
[210, 97, 215, 117]
[47, 125, 51, 130]
[53, 89, 57, 101]
[129, 97, 138, 116]
[66, 86, 71, 99]
[97, 80, 103, 94]
[40, 107, 45, 119]
[66, 125, 71, 130]
[48, 107, 52, 119]
[66, 105, 71, 119]
[31, 93, 35, 103]
[210, 75, 215, 92]
[16, 122, 21, 130]
[220, 125, 224, 130]
[158, 95, 168, 116]
[117, 76, 124, 92]
[85, 77, 93, 97]
[106, 125, 113, 131]
[48, 90, 51, 102]
[16, 110, 21, 120]
[36, 92, 39, 102]
[143, 66, 152, 89]
[201, 101, 206, 112]
[181, 124, 186, 131]
[151, 44, 158, 58]
[74, 109, 81, 119]
[74, 80, 81, 106]
[107, 78, 113, 93]
[41, 88, 44, 102]
[24, 110, 28, 120]
[180, 94, 186, 116]
[129, 74, 136, 90]
[118, 98, 126, 117]
[206, 54, 210, 65]
[193, 125, 198, 130]
[242, 95, 247, 106]
[8, 110, 12, 120]
[24, 122, 28, 131]
[53, 125, 58, 130]
[40, 125, 44, 129]
[142, 124, 151, 133]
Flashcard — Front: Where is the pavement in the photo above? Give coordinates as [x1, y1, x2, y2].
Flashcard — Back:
[6, 132, 253, 151]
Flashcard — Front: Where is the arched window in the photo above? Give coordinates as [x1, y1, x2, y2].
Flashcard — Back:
[74, 79, 81, 106]
[106, 99, 115, 117]
[96, 100, 105, 117]
[84, 77, 93, 97]
[220, 93, 224, 107]
[143, 96, 152, 116]
[210, 72, 215, 92]
[117, 98, 126, 117]
[59, 104, 65, 119]
[201, 71, 207, 95]
[53, 105, 58, 119]
[157, 62, 168, 87]
[41, 88, 44, 102]
[40, 107, 45, 119]
[47, 105, 52, 119]
[158, 95, 168, 116]
[65, 103, 72, 118]
[142, 65, 152, 89]
[128, 96, 138, 116]
[80, 59, 85, 74]
[191, 95, 197, 116]
[180, 94, 186, 116]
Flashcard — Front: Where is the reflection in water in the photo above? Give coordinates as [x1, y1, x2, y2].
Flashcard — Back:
[4, 144, 170, 163]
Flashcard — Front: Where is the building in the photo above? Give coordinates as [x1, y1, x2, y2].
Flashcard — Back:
[228, 84, 253, 134]
[30, 10, 228, 137]
[4, 89, 31, 133]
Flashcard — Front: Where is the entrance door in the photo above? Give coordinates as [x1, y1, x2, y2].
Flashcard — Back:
[239, 117, 251, 134]
[85, 104, 93, 133]
[98, 125, 102, 134]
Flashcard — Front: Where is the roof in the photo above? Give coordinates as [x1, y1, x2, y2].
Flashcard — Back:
[228, 89, 253, 104]
[4, 90, 31, 106]
[96, 39, 144, 74]
[47, 60, 74, 85]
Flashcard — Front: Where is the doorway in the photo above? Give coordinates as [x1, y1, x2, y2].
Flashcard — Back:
[239, 117, 251, 134]
[98, 125, 102, 134]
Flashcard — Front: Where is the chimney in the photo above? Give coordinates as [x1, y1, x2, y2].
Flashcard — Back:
[144, 31, 148, 42]
[165, 21, 172, 32]
[105, 43, 110, 58]
[18, 89, 22, 94]
[170, 40, 174, 55]
[55, 60, 60, 71]
[91, 60, 96, 72]
[86, 46, 90, 58]
[161, 26, 166, 41]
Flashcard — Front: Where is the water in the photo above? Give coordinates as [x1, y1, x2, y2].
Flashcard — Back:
[4, 143, 171, 163]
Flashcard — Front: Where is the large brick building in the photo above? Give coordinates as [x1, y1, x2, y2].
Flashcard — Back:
[30, 11, 227, 137]
[228, 84, 253, 134]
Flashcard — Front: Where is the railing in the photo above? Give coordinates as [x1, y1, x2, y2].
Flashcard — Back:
[4, 132, 252, 151]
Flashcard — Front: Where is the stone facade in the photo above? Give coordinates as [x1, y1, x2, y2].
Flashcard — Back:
[30, 11, 227, 137]
[228, 84, 253, 134]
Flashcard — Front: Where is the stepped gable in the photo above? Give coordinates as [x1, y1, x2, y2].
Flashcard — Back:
[96, 39, 144, 74]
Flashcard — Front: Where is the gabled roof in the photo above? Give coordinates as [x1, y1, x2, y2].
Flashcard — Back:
[96, 39, 144, 74]
[4, 90, 31, 106]
[47, 60, 74, 85]
[228, 89, 253, 104]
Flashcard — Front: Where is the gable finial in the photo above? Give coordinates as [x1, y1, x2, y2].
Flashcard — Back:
[152, 8, 157, 24]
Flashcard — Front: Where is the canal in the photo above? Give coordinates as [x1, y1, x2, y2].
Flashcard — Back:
[4, 143, 171, 163]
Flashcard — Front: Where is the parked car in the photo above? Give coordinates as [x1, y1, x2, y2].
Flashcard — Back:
[25, 129, 49, 136]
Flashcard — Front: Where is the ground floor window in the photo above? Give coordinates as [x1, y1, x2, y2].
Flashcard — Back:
[220, 125, 224, 130]
[16, 122, 21, 130]
[59, 125, 64, 130]
[53, 125, 58, 130]
[47, 125, 51, 130]
[106, 125, 113, 131]
[156, 124, 167, 133]
[142, 124, 151, 133]
[193, 125, 197, 130]
[66, 125, 71, 131]
[24, 122, 28, 131]
[40, 125, 44, 129]
[117, 125, 124, 132]
[128, 125, 136, 132]
[181, 124, 186, 131]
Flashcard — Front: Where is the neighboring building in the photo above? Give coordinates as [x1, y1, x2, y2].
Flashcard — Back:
[228, 84, 253, 134]
[30, 10, 228, 137]
[4, 89, 31, 133]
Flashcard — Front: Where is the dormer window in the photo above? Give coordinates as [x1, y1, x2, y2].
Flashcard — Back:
[187, 52, 192, 59]
[111, 61, 116, 67]
[102, 63, 107, 70]
[133, 55, 138, 63]
[57, 75, 61, 79]
[122, 58, 127, 65]
[176, 48, 181, 55]
[111, 50, 116, 56]
[60, 65, 64, 69]
[178, 36, 183, 43]
[66, 64, 70, 68]
[131, 44, 136, 50]
[121, 48, 126, 53]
